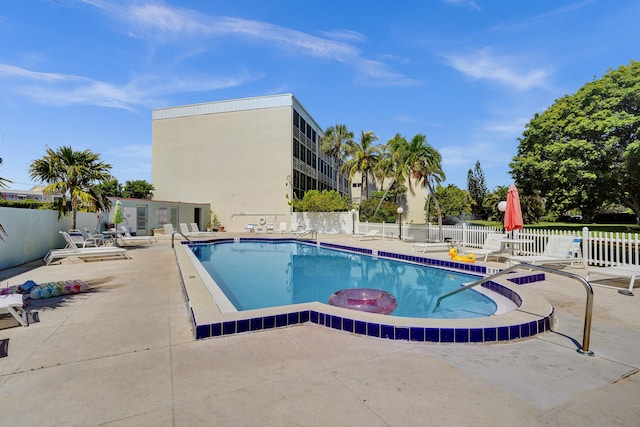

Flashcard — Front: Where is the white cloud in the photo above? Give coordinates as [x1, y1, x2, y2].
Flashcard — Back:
[443, 48, 552, 91]
[83, 0, 414, 87]
[442, 0, 480, 11]
[0, 63, 257, 110]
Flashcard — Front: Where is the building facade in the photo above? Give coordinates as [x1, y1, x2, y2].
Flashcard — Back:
[152, 94, 349, 231]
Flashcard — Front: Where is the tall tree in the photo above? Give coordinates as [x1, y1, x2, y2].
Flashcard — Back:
[123, 180, 155, 199]
[342, 130, 379, 201]
[511, 61, 640, 222]
[321, 124, 354, 191]
[371, 133, 410, 216]
[467, 161, 487, 219]
[405, 133, 446, 235]
[29, 146, 112, 229]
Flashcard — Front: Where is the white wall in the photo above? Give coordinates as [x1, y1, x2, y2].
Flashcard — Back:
[0, 207, 101, 270]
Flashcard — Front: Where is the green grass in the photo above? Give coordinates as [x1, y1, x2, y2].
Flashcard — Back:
[469, 221, 640, 233]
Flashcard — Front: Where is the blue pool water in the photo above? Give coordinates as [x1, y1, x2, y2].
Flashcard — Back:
[190, 241, 497, 319]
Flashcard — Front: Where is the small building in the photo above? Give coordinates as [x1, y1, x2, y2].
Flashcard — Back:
[105, 197, 210, 236]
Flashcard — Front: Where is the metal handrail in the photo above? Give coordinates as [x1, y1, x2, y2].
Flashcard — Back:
[171, 231, 192, 248]
[295, 229, 317, 241]
[432, 263, 594, 356]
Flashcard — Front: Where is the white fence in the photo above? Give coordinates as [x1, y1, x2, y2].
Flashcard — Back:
[358, 221, 640, 268]
[2, 206, 639, 271]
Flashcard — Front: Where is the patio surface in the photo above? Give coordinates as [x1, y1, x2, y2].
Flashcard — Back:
[0, 234, 639, 426]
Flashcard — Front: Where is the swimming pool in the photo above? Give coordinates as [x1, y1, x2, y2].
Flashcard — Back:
[191, 241, 496, 319]
[176, 237, 554, 344]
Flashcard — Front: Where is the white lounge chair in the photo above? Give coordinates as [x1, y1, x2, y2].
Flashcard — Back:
[179, 222, 205, 238]
[190, 223, 216, 237]
[461, 234, 507, 261]
[509, 235, 583, 266]
[116, 226, 157, 246]
[44, 231, 131, 265]
[244, 223, 257, 232]
[277, 222, 288, 233]
[411, 241, 451, 253]
[265, 223, 274, 233]
[353, 230, 382, 241]
[586, 264, 640, 294]
[0, 293, 27, 327]
[83, 228, 111, 246]
[67, 229, 101, 248]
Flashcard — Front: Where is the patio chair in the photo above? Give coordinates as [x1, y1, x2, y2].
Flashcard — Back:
[265, 223, 274, 233]
[277, 222, 288, 233]
[509, 235, 583, 266]
[67, 229, 101, 248]
[179, 222, 205, 238]
[244, 223, 257, 232]
[84, 228, 111, 246]
[353, 230, 382, 241]
[190, 223, 216, 237]
[461, 233, 508, 262]
[586, 264, 640, 295]
[44, 231, 131, 265]
[0, 293, 27, 327]
[116, 226, 157, 246]
[411, 241, 451, 253]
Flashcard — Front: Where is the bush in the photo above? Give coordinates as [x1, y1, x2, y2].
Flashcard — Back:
[359, 199, 398, 223]
[290, 190, 349, 212]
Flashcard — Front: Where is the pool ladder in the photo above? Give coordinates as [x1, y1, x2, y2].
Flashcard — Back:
[295, 229, 318, 241]
[170, 231, 192, 248]
[432, 263, 595, 356]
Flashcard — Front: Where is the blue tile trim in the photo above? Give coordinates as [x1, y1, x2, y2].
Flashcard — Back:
[187, 242, 554, 344]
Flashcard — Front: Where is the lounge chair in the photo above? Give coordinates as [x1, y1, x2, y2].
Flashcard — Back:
[586, 264, 640, 294]
[277, 222, 288, 233]
[67, 229, 101, 248]
[244, 223, 257, 232]
[180, 222, 205, 238]
[461, 233, 508, 262]
[265, 223, 274, 233]
[0, 293, 27, 327]
[509, 235, 583, 266]
[190, 223, 216, 237]
[411, 241, 451, 253]
[116, 226, 157, 246]
[44, 231, 131, 265]
[353, 230, 382, 241]
[84, 228, 111, 246]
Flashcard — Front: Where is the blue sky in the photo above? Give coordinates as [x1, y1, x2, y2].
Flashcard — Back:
[1, 0, 638, 192]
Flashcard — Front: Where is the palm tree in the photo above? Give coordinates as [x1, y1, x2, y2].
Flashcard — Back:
[321, 124, 354, 191]
[405, 134, 446, 238]
[372, 133, 412, 216]
[29, 146, 113, 229]
[342, 130, 380, 201]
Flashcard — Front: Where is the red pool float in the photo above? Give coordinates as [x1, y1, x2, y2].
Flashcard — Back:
[328, 288, 398, 315]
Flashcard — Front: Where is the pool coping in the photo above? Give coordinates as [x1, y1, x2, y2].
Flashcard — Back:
[174, 237, 555, 344]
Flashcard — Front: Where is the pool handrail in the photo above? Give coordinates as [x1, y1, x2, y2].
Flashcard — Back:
[432, 263, 595, 356]
[171, 231, 192, 248]
[295, 229, 317, 241]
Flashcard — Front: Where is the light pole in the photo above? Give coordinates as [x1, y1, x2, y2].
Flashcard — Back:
[397, 207, 404, 240]
[498, 201, 507, 232]
[350, 208, 357, 235]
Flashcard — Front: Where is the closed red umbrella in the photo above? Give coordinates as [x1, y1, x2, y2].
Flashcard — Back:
[504, 184, 523, 232]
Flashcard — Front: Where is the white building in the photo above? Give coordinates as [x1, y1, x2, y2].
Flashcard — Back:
[152, 93, 427, 230]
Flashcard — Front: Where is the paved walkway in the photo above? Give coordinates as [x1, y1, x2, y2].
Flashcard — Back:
[0, 236, 639, 426]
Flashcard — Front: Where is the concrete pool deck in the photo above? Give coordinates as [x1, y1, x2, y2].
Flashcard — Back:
[0, 234, 639, 426]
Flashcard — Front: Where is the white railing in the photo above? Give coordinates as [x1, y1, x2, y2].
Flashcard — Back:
[358, 221, 640, 268]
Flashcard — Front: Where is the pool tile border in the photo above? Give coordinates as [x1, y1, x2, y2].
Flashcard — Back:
[180, 238, 554, 344]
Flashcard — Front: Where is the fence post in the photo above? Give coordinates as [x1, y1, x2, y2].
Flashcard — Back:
[582, 227, 590, 266]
